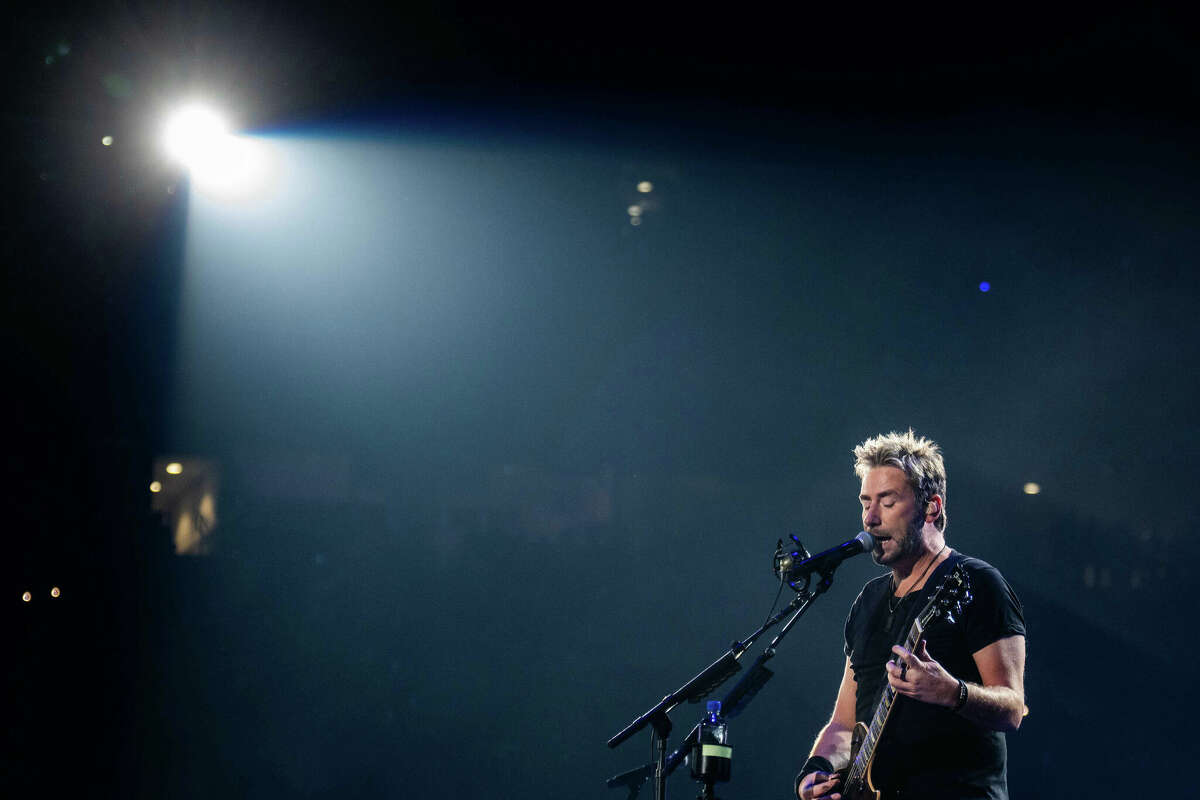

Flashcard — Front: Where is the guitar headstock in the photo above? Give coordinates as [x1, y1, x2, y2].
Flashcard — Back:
[919, 564, 973, 627]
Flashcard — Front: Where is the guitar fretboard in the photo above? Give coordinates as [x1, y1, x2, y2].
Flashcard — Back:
[837, 565, 968, 796]
[844, 615, 925, 787]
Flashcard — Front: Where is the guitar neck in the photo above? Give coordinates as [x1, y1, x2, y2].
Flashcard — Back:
[844, 618, 925, 785]
[841, 565, 970, 793]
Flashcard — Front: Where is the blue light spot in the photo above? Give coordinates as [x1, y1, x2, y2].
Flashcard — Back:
[978, 281, 991, 292]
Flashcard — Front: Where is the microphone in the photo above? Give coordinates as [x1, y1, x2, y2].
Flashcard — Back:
[774, 531, 874, 581]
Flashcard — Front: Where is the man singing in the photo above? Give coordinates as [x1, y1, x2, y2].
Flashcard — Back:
[796, 430, 1026, 800]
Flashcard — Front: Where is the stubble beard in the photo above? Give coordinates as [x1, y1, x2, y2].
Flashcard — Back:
[870, 508, 926, 566]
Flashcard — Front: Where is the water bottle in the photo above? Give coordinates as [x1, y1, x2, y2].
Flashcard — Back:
[689, 700, 732, 783]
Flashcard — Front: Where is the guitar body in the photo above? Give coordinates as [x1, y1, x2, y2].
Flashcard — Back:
[838, 722, 881, 800]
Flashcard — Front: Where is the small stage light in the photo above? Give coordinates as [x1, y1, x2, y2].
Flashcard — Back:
[150, 480, 163, 493]
[165, 462, 183, 475]
[637, 181, 653, 193]
[102, 135, 113, 146]
[1023, 482, 1041, 495]
[978, 281, 991, 292]
[22, 591, 31, 603]
[50, 587, 61, 598]
[627, 205, 642, 217]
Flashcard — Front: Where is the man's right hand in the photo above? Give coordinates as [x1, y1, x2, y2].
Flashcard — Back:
[798, 770, 843, 800]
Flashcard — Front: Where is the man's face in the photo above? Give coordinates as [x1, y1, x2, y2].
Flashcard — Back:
[859, 466, 925, 566]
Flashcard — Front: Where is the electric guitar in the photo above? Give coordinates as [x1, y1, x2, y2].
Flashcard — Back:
[837, 564, 973, 800]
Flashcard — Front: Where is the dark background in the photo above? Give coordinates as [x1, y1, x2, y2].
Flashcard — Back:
[4, 3, 1199, 797]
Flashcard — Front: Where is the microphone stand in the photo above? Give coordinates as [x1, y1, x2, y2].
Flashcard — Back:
[606, 550, 844, 800]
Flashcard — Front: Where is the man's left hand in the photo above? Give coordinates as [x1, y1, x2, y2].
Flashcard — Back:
[885, 639, 958, 708]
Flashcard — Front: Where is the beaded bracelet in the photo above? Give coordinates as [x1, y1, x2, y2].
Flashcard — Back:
[953, 678, 969, 712]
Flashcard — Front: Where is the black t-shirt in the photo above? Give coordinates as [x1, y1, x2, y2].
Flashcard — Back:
[844, 551, 1025, 799]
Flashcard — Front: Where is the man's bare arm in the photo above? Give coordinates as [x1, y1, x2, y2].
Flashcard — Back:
[808, 656, 857, 764]
[797, 657, 857, 800]
[959, 635, 1025, 732]
[886, 634, 1026, 733]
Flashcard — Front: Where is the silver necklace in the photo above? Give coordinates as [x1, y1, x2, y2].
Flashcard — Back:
[888, 544, 947, 614]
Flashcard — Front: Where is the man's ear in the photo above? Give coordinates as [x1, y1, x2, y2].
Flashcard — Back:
[926, 495, 942, 522]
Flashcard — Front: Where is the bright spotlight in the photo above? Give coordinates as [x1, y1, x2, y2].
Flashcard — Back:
[161, 103, 273, 200]
[163, 104, 231, 165]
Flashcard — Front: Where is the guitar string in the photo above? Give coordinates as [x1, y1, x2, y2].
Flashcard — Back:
[853, 570, 938, 782]
[846, 567, 963, 787]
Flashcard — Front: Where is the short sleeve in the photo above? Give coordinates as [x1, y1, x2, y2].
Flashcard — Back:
[844, 576, 887, 661]
[961, 560, 1026, 655]
[844, 592, 862, 658]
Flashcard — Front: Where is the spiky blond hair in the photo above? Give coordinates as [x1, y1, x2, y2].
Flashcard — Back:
[853, 429, 948, 532]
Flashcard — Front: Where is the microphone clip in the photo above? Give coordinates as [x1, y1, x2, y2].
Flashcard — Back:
[774, 535, 813, 593]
